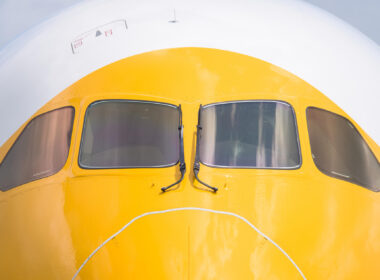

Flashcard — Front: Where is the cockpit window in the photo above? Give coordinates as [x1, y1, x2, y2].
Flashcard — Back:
[0, 107, 75, 191]
[306, 107, 380, 192]
[79, 100, 180, 168]
[199, 101, 301, 168]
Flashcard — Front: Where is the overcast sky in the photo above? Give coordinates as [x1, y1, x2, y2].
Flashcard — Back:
[0, 0, 379, 48]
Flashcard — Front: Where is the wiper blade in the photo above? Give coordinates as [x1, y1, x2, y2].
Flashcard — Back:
[161, 105, 186, 192]
[194, 160, 218, 192]
[161, 161, 186, 192]
[193, 105, 218, 192]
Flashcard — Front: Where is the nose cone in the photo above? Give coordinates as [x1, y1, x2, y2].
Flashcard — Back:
[76, 209, 303, 279]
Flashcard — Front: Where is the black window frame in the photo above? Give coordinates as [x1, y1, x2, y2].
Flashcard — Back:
[78, 99, 181, 170]
[306, 106, 380, 192]
[198, 100, 302, 170]
[0, 106, 75, 191]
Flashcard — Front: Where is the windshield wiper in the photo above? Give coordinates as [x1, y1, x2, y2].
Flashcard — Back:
[193, 105, 218, 192]
[161, 105, 186, 192]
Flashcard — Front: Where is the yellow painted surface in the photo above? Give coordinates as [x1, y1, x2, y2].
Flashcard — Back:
[0, 48, 379, 279]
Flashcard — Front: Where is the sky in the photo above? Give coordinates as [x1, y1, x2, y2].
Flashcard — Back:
[0, 0, 379, 48]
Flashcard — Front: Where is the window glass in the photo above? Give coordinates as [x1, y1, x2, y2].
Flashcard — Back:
[79, 100, 179, 168]
[199, 101, 301, 168]
[306, 107, 380, 191]
[0, 107, 75, 191]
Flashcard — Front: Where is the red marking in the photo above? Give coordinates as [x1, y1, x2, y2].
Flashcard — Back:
[73, 39, 83, 49]
[105, 29, 113, 37]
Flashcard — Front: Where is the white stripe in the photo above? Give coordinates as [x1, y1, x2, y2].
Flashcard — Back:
[72, 207, 307, 279]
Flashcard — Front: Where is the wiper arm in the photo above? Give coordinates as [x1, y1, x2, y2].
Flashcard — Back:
[161, 105, 186, 192]
[193, 105, 218, 192]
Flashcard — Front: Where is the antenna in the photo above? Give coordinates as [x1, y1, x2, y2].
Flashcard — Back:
[169, 9, 178, 23]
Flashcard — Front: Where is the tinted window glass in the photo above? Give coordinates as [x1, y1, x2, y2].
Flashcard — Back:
[79, 101, 179, 168]
[0, 107, 75, 191]
[199, 101, 301, 168]
[307, 107, 380, 191]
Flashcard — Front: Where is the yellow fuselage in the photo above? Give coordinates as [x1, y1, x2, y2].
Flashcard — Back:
[1, 48, 379, 279]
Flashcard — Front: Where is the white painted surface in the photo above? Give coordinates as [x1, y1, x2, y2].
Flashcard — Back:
[0, 0, 379, 145]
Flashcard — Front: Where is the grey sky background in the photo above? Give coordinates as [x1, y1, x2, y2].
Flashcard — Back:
[0, 0, 379, 49]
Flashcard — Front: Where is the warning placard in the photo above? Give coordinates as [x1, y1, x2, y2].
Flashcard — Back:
[71, 20, 128, 54]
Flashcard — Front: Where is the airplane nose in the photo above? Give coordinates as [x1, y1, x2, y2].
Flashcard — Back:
[73, 208, 305, 279]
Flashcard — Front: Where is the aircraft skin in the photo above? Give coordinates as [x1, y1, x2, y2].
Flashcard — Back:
[0, 1, 380, 280]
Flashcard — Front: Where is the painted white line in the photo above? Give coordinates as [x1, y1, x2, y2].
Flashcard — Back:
[72, 207, 306, 279]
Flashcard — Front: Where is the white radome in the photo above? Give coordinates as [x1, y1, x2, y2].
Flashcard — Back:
[0, 0, 379, 146]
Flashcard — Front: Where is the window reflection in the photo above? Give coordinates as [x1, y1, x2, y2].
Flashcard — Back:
[0, 107, 74, 191]
[199, 101, 301, 168]
[79, 100, 180, 168]
[307, 107, 380, 191]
